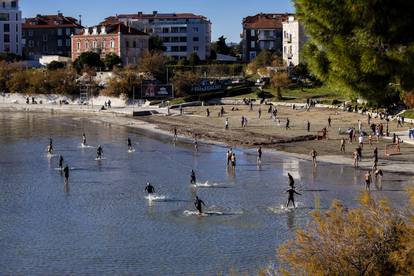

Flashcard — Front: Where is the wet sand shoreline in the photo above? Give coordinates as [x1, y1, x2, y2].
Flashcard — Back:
[1, 103, 414, 175]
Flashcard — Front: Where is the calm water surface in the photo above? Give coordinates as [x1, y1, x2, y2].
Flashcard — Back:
[0, 112, 411, 275]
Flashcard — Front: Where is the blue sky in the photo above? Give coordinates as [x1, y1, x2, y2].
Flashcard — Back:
[21, 0, 294, 42]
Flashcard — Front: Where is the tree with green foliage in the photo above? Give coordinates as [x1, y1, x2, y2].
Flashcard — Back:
[211, 36, 231, 56]
[171, 71, 200, 97]
[73, 52, 104, 73]
[138, 51, 167, 82]
[188, 52, 200, 66]
[103, 53, 122, 70]
[47, 61, 65, 71]
[296, 0, 414, 105]
[149, 36, 167, 52]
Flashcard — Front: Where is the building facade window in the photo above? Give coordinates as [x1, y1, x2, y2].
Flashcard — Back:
[85, 41, 89, 49]
[28, 40, 34, 47]
[57, 39, 62, 47]
[77, 41, 81, 50]
[66, 39, 71, 47]
[93, 41, 97, 48]
[133, 41, 137, 48]
[42, 34, 48, 42]
[57, 29, 62, 36]
[101, 40, 105, 48]
[3, 23, 9, 32]
[250, 29, 255, 37]
[4, 34, 10, 43]
[193, 46, 199, 51]
[193, 37, 199, 42]
[11, 1, 17, 8]
[28, 30, 33, 37]
[250, 41, 255, 48]
[66, 28, 71, 36]
[193, 27, 199, 32]
[110, 40, 115, 48]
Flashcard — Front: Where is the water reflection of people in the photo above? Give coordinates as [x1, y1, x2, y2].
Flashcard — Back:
[63, 165, 70, 193]
[287, 210, 295, 230]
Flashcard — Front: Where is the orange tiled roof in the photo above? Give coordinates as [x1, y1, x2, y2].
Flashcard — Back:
[243, 13, 292, 29]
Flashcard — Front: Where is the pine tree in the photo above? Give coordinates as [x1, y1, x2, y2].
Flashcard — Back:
[295, 0, 414, 105]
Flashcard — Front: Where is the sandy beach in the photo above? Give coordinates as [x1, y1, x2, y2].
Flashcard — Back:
[1, 99, 414, 174]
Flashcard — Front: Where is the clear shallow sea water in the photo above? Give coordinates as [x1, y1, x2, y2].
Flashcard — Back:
[0, 112, 411, 275]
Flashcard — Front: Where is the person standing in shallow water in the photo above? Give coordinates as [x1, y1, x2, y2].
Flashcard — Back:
[190, 170, 196, 184]
[310, 149, 317, 167]
[58, 155, 64, 170]
[82, 133, 87, 146]
[128, 138, 132, 151]
[286, 186, 301, 208]
[364, 172, 372, 191]
[194, 196, 206, 214]
[96, 145, 103, 159]
[63, 165, 69, 184]
[145, 182, 155, 194]
[257, 146, 262, 163]
[47, 138, 54, 154]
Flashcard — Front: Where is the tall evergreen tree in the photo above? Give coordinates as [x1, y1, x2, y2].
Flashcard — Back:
[295, 0, 414, 105]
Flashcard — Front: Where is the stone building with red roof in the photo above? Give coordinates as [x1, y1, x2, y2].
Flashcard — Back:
[71, 23, 149, 66]
[23, 13, 83, 60]
[241, 13, 292, 62]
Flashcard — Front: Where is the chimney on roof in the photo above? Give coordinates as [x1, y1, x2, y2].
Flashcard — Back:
[79, 15, 82, 26]
[153, 11, 158, 16]
[101, 26, 106, 34]
[58, 12, 63, 17]
[36, 14, 41, 17]
[138, 11, 143, 16]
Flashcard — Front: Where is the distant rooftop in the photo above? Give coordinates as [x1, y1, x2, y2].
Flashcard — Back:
[23, 14, 83, 29]
[102, 11, 209, 24]
[243, 13, 293, 29]
[76, 23, 149, 36]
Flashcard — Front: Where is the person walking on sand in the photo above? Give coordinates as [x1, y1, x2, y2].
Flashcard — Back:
[358, 120, 362, 133]
[307, 120, 311, 132]
[206, 108, 210, 117]
[286, 118, 290, 130]
[340, 138, 346, 152]
[364, 172, 372, 191]
[310, 149, 317, 167]
[328, 116, 332, 127]
[358, 134, 364, 149]
[225, 118, 229, 130]
[258, 107, 262, 119]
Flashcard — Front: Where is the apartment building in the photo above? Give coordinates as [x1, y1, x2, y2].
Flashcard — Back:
[241, 13, 291, 62]
[0, 0, 22, 55]
[71, 23, 149, 66]
[23, 13, 83, 60]
[282, 16, 308, 66]
[102, 11, 211, 60]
